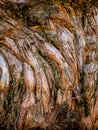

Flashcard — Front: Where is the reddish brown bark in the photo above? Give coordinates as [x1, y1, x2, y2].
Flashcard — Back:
[0, 0, 98, 130]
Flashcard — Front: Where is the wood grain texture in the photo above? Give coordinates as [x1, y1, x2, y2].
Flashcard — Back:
[0, 0, 98, 129]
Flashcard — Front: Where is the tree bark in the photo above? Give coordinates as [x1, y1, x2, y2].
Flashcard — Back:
[0, 0, 98, 130]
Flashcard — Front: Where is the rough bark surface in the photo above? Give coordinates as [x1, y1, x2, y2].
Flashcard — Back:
[0, 0, 98, 130]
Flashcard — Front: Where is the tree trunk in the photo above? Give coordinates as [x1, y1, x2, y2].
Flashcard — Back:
[0, 0, 98, 130]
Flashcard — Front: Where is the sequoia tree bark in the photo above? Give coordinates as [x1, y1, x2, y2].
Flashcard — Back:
[0, 0, 98, 130]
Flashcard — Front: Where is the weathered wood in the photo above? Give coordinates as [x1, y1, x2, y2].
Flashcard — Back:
[0, 0, 98, 129]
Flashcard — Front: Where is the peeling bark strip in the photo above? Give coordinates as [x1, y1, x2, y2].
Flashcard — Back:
[0, 0, 98, 130]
